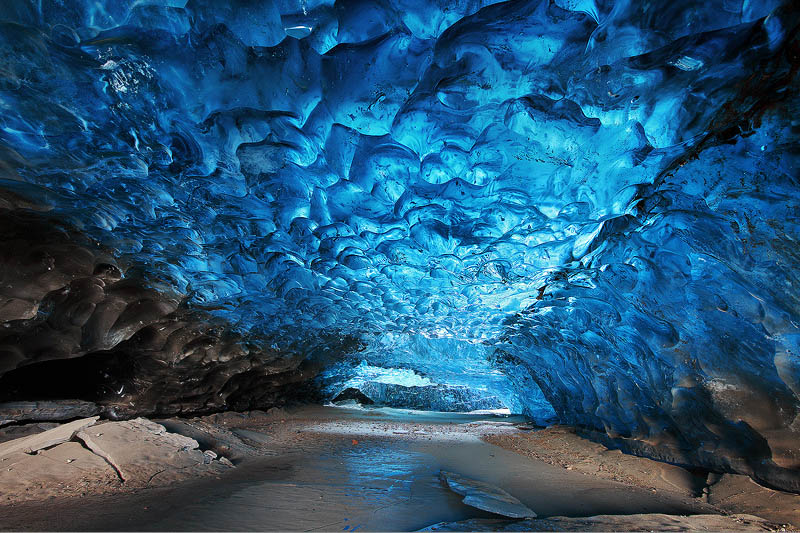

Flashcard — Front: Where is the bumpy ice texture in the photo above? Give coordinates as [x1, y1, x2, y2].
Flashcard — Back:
[0, 1, 798, 489]
[320, 336, 555, 416]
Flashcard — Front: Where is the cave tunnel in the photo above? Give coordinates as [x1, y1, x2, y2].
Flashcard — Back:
[0, 0, 799, 530]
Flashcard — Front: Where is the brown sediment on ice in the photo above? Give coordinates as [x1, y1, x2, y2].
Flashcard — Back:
[485, 425, 800, 528]
[484, 425, 708, 495]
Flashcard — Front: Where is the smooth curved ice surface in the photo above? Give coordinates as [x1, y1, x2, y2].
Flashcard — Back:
[0, 0, 799, 488]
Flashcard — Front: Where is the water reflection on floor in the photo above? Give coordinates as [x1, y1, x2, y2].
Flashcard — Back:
[75, 408, 704, 532]
[145, 439, 493, 532]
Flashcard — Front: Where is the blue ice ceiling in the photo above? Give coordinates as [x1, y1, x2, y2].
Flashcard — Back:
[2, 0, 782, 339]
[1, 0, 800, 485]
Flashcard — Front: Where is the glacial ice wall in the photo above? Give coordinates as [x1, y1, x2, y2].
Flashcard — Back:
[0, 0, 799, 489]
[318, 335, 555, 417]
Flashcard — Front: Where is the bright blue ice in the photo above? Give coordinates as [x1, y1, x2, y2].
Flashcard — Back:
[319, 335, 553, 416]
[0, 0, 798, 442]
[340, 362, 437, 389]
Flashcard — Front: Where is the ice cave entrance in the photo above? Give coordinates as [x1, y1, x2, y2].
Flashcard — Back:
[321, 335, 556, 421]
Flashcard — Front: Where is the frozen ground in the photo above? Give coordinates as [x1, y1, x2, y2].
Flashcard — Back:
[0, 406, 796, 531]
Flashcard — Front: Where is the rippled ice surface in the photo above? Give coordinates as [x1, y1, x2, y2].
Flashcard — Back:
[1, 0, 799, 482]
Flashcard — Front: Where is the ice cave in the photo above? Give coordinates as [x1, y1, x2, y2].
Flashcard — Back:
[0, 0, 798, 530]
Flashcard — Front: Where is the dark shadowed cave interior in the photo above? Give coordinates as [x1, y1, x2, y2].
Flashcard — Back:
[0, 0, 799, 531]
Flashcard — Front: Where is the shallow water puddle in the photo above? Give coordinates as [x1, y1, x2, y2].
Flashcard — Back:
[144, 439, 493, 531]
[140, 432, 701, 532]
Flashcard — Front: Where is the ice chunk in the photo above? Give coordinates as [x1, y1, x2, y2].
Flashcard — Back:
[439, 470, 537, 519]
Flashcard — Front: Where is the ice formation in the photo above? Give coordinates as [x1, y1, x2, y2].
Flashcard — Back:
[0, 1, 798, 490]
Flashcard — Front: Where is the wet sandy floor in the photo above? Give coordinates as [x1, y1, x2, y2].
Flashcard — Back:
[1, 408, 710, 531]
